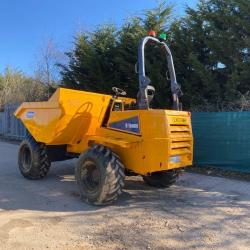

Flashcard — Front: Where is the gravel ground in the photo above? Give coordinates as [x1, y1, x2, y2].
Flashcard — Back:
[0, 141, 250, 250]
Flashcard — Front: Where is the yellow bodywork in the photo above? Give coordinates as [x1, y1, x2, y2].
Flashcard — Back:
[15, 88, 193, 175]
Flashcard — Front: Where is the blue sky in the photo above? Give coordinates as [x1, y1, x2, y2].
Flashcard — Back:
[0, 0, 198, 75]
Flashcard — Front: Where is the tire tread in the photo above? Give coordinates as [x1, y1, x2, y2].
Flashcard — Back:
[75, 144, 125, 205]
[18, 135, 51, 180]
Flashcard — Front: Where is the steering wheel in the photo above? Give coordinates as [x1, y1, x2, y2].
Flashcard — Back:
[112, 87, 127, 97]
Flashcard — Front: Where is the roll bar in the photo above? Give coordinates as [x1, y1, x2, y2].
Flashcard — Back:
[137, 36, 182, 110]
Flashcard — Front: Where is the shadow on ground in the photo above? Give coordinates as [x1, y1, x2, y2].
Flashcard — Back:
[1, 143, 250, 249]
[1, 159, 250, 212]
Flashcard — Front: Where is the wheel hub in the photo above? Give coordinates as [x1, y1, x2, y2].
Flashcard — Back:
[81, 160, 101, 192]
[21, 145, 32, 172]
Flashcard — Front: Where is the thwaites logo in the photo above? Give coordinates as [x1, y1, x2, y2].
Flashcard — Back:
[125, 123, 139, 129]
[109, 116, 140, 134]
[26, 111, 35, 119]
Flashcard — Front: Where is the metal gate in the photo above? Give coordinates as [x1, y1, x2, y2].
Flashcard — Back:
[0, 104, 26, 140]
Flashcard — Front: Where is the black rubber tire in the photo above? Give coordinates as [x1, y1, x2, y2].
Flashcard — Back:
[18, 135, 51, 180]
[75, 145, 125, 205]
[142, 170, 179, 188]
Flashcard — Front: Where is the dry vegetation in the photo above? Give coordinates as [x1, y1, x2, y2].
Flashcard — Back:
[0, 68, 49, 107]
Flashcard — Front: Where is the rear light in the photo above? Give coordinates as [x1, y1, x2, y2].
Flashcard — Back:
[170, 155, 181, 163]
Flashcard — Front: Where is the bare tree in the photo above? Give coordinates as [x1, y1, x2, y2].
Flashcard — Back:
[34, 39, 66, 87]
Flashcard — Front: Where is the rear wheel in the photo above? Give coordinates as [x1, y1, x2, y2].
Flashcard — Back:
[18, 135, 51, 179]
[75, 145, 125, 205]
[142, 170, 179, 188]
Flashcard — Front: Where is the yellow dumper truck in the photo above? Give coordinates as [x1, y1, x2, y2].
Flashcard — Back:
[15, 34, 193, 205]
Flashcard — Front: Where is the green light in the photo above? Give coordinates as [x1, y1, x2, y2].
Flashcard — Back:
[159, 33, 167, 41]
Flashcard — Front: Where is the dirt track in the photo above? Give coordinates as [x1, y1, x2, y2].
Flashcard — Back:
[0, 141, 250, 250]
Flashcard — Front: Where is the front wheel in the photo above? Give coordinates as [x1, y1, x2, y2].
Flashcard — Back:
[18, 135, 51, 180]
[75, 145, 125, 205]
[142, 170, 179, 188]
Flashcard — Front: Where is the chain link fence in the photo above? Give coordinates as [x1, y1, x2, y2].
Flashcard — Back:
[192, 112, 250, 173]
